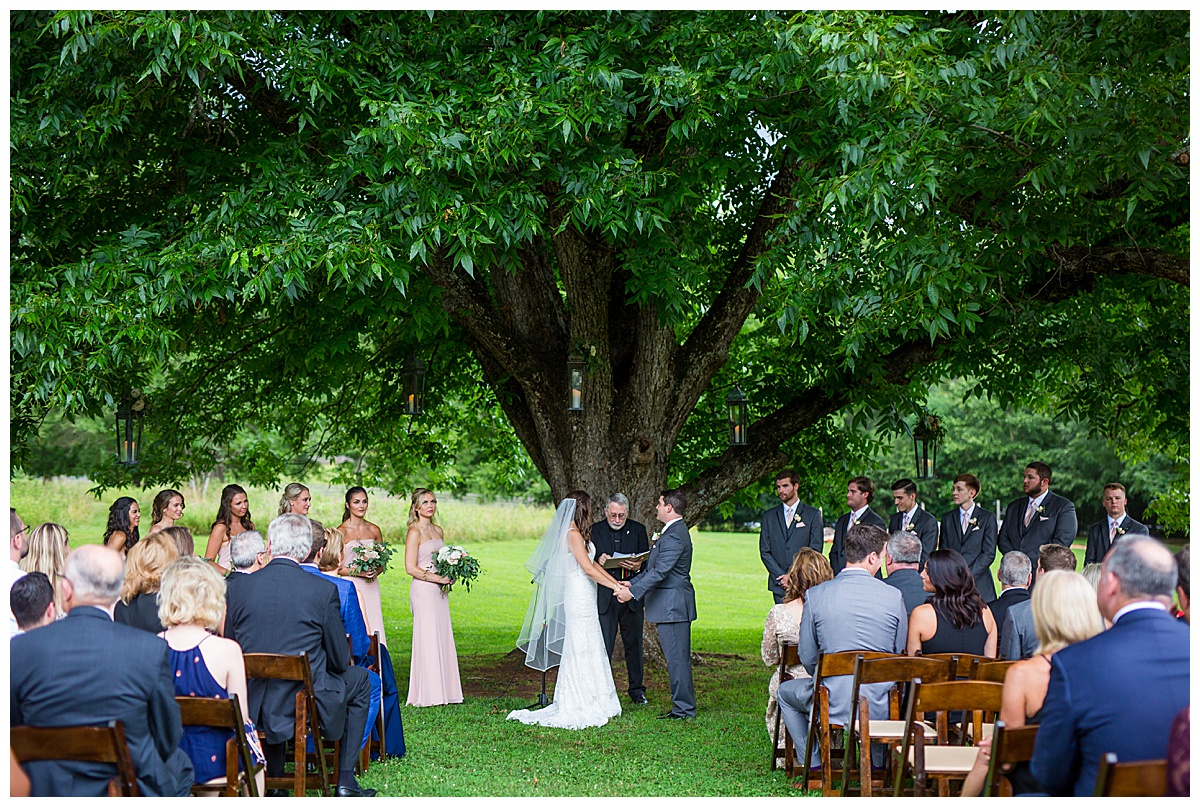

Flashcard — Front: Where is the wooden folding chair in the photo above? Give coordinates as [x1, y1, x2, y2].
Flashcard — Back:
[243, 652, 333, 797]
[799, 650, 897, 795]
[966, 659, 1018, 742]
[1093, 753, 1168, 797]
[918, 652, 991, 680]
[10, 720, 139, 796]
[892, 678, 1004, 797]
[770, 640, 801, 772]
[176, 693, 262, 797]
[981, 721, 1039, 796]
[840, 654, 954, 796]
[352, 631, 387, 772]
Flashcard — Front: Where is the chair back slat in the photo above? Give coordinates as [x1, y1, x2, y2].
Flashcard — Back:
[1094, 753, 1168, 797]
[243, 653, 308, 681]
[857, 655, 953, 687]
[983, 721, 1039, 796]
[10, 720, 139, 797]
[243, 652, 329, 796]
[175, 696, 241, 730]
[912, 680, 1004, 714]
[969, 658, 1019, 684]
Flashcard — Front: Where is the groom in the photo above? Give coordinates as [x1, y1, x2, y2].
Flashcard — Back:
[616, 489, 697, 720]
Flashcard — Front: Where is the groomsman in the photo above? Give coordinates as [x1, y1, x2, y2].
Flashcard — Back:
[887, 479, 939, 570]
[1084, 483, 1148, 565]
[829, 476, 887, 574]
[591, 493, 649, 705]
[938, 473, 999, 601]
[759, 470, 823, 603]
[998, 462, 1078, 570]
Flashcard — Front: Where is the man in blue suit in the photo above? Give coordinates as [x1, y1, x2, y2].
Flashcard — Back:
[759, 469, 823, 603]
[1030, 535, 1190, 796]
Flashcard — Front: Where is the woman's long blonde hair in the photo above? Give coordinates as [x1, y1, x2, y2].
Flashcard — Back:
[1032, 570, 1105, 656]
[408, 488, 436, 528]
[320, 527, 345, 573]
[20, 522, 69, 613]
[120, 533, 181, 603]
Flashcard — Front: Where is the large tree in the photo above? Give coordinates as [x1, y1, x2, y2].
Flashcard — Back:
[12, 10, 1189, 526]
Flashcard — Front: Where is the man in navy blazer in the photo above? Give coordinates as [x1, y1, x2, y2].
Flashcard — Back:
[759, 469, 823, 602]
[938, 473, 998, 601]
[887, 478, 939, 570]
[618, 489, 697, 720]
[829, 476, 887, 574]
[998, 462, 1078, 570]
[1083, 482, 1149, 565]
[1030, 536, 1189, 796]
[10, 545, 193, 797]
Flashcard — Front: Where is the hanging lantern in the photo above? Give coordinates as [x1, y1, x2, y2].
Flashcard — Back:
[115, 390, 147, 466]
[403, 358, 426, 416]
[567, 353, 584, 411]
[726, 385, 749, 446]
[912, 413, 942, 479]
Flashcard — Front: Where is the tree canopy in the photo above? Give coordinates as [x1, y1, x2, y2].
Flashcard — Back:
[11, 10, 1189, 524]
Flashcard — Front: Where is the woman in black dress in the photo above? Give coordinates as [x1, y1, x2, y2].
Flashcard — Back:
[113, 533, 181, 633]
[905, 548, 997, 657]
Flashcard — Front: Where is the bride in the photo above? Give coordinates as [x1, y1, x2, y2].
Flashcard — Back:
[507, 491, 624, 729]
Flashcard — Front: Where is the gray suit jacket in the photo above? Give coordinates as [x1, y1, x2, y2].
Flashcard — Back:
[938, 505, 999, 601]
[1001, 599, 1039, 661]
[797, 568, 907, 724]
[759, 501, 823, 598]
[1084, 515, 1149, 565]
[998, 490, 1078, 568]
[628, 519, 697, 624]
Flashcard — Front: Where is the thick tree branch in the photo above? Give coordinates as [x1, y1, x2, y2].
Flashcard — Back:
[1039, 244, 1189, 295]
[225, 61, 327, 161]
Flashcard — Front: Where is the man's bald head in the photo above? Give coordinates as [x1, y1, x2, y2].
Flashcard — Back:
[62, 545, 125, 608]
[1098, 535, 1177, 620]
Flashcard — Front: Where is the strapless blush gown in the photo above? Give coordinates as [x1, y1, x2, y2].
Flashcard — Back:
[406, 538, 463, 706]
[342, 539, 388, 648]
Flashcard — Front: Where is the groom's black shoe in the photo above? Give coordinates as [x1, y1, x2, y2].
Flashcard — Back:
[631, 693, 649, 705]
[657, 711, 690, 720]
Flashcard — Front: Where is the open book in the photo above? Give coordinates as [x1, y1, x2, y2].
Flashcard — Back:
[601, 550, 651, 570]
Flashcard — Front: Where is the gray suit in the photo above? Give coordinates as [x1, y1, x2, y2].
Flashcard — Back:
[628, 518, 697, 717]
[759, 501, 824, 602]
[776, 568, 907, 765]
[1001, 600, 1039, 661]
[998, 490, 1078, 569]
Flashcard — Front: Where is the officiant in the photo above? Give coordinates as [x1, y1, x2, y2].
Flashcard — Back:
[591, 492, 650, 705]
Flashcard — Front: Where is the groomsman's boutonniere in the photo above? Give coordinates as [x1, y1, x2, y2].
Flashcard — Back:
[968, 517, 979, 528]
[1036, 505, 1046, 515]
[793, 513, 805, 528]
[905, 522, 916, 531]
[1116, 526, 1127, 537]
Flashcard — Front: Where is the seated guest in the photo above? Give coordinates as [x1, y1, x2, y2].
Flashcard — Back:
[776, 524, 906, 768]
[224, 514, 375, 797]
[19, 523, 69, 616]
[159, 525, 195, 558]
[10, 545, 193, 796]
[9, 509, 29, 635]
[1031, 535, 1190, 796]
[1001, 543, 1076, 661]
[960, 571, 1104, 796]
[228, 530, 267, 575]
[762, 548, 833, 747]
[158, 556, 265, 795]
[906, 549, 998, 657]
[113, 533, 180, 634]
[882, 531, 928, 614]
[988, 551, 1032, 651]
[10, 572, 56, 635]
[1174, 544, 1189, 623]
[1080, 562, 1103, 590]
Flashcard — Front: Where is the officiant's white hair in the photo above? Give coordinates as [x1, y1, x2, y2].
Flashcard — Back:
[605, 493, 629, 510]
[268, 513, 314, 561]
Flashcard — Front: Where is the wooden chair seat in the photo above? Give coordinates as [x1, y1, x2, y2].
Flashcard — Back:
[10, 720, 139, 796]
[905, 745, 980, 773]
[1093, 753, 1168, 797]
[243, 652, 333, 797]
[867, 718, 937, 739]
[175, 693, 261, 797]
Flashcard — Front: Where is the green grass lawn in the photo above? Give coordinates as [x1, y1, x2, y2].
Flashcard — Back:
[7, 477, 1104, 796]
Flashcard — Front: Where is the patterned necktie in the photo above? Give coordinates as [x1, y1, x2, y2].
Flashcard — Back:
[961, 509, 970, 534]
[1024, 500, 1035, 527]
[1110, 520, 1118, 542]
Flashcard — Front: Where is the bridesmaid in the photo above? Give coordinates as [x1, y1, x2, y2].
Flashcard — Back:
[277, 483, 312, 516]
[146, 489, 185, 536]
[103, 496, 141, 556]
[403, 488, 462, 707]
[337, 487, 388, 647]
[203, 485, 253, 573]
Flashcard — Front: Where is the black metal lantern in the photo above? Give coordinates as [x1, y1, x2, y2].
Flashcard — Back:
[726, 385, 749, 446]
[912, 413, 942, 479]
[115, 390, 147, 466]
[567, 353, 584, 411]
[403, 358, 426, 416]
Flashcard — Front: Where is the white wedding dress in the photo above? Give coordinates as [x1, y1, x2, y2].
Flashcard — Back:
[507, 540, 622, 729]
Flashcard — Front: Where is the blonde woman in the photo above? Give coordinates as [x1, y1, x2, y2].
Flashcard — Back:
[961, 571, 1105, 796]
[146, 489, 185, 536]
[337, 487, 387, 646]
[762, 547, 833, 746]
[158, 556, 265, 795]
[113, 534, 180, 634]
[277, 483, 313, 516]
[19, 523, 69, 616]
[404, 487, 462, 706]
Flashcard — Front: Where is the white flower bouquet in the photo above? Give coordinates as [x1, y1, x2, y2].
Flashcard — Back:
[432, 544, 482, 593]
[349, 541, 394, 577]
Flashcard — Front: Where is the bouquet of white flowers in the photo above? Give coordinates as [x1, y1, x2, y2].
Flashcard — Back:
[432, 544, 482, 593]
[349, 541, 394, 577]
